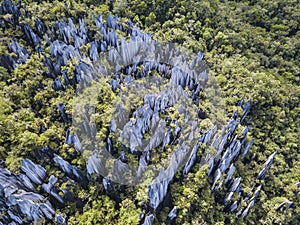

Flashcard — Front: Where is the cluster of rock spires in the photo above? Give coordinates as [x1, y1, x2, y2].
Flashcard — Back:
[142, 100, 277, 222]
[276, 182, 300, 212]
[0, 159, 66, 225]
[204, 100, 277, 218]
[0, 0, 288, 224]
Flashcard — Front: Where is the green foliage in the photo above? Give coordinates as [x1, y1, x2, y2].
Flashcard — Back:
[68, 196, 117, 225]
[0, 0, 299, 224]
[118, 199, 139, 224]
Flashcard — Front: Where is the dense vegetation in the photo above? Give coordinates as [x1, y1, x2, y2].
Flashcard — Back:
[0, 0, 299, 224]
